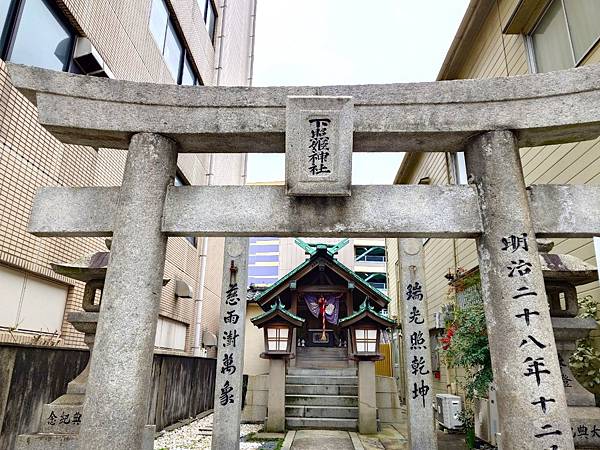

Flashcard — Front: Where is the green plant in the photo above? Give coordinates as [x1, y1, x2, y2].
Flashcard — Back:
[443, 274, 493, 449]
[444, 302, 493, 401]
[570, 295, 600, 393]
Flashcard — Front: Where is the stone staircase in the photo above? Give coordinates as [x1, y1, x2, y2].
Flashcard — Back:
[285, 367, 359, 430]
[295, 346, 349, 369]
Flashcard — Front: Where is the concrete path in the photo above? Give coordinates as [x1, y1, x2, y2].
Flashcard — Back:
[288, 430, 356, 450]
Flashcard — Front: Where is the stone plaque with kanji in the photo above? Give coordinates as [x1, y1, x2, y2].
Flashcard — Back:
[285, 96, 353, 196]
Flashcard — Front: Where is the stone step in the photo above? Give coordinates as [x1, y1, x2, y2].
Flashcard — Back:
[285, 394, 358, 407]
[286, 405, 359, 419]
[296, 347, 348, 357]
[295, 359, 349, 369]
[286, 375, 358, 386]
[286, 384, 358, 396]
[285, 417, 358, 430]
[287, 367, 357, 376]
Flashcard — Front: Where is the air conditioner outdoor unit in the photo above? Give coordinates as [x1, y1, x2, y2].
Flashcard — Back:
[73, 37, 113, 78]
[436, 394, 463, 430]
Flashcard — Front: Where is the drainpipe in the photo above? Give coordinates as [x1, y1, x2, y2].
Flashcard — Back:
[247, 0, 257, 87]
[193, 154, 215, 356]
[240, 0, 257, 184]
[214, 0, 228, 85]
[193, 0, 229, 356]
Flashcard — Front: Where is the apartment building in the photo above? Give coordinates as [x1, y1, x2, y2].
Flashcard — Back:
[0, 0, 256, 354]
[386, 0, 600, 396]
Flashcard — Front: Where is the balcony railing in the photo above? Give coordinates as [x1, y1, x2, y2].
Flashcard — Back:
[355, 255, 386, 263]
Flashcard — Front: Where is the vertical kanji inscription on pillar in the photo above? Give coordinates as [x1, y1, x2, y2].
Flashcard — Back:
[399, 238, 438, 450]
[211, 237, 249, 450]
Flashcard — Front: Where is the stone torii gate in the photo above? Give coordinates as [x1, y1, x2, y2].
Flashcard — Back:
[7, 62, 600, 450]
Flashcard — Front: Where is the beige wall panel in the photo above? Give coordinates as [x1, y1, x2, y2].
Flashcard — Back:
[385, 238, 399, 318]
[243, 304, 270, 376]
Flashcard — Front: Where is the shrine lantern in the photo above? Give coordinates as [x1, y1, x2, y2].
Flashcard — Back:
[340, 300, 396, 360]
[251, 299, 305, 358]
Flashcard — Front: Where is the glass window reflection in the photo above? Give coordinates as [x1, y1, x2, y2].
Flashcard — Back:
[149, 0, 168, 51]
[181, 57, 196, 85]
[8, 0, 73, 71]
[163, 20, 182, 80]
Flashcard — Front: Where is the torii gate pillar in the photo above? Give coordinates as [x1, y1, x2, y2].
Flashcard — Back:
[465, 131, 573, 450]
[78, 133, 177, 450]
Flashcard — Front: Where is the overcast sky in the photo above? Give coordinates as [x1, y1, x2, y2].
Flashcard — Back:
[246, 0, 470, 184]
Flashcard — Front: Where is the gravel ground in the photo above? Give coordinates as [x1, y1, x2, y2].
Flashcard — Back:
[154, 414, 275, 450]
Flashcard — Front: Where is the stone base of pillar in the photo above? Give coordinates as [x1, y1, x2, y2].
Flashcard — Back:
[265, 359, 286, 432]
[358, 360, 377, 435]
[570, 407, 600, 448]
[17, 425, 155, 450]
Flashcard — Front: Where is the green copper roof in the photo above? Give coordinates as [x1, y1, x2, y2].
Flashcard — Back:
[340, 300, 396, 326]
[294, 238, 350, 256]
[253, 239, 391, 305]
[251, 298, 305, 325]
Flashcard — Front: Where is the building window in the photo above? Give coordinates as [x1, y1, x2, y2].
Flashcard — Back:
[149, 0, 201, 84]
[0, 265, 67, 334]
[452, 151, 468, 185]
[0, 0, 76, 71]
[267, 327, 288, 351]
[355, 246, 386, 263]
[528, 0, 600, 72]
[174, 173, 198, 247]
[198, 0, 217, 44]
[155, 316, 187, 351]
[356, 272, 388, 291]
[355, 329, 377, 353]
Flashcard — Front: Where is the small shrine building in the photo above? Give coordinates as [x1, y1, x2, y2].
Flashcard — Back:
[242, 240, 401, 432]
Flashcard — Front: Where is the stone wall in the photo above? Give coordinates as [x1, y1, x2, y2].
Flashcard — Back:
[0, 344, 216, 450]
[241, 374, 269, 423]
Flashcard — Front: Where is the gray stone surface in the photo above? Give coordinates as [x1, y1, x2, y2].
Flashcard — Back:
[529, 184, 600, 238]
[552, 317, 598, 408]
[211, 237, 249, 450]
[7, 62, 600, 153]
[465, 131, 574, 450]
[28, 183, 600, 239]
[285, 418, 358, 431]
[569, 407, 600, 448]
[398, 239, 437, 450]
[265, 358, 286, 432]
[286, 406, 359, 419]
[285, 96, 353, 196]
[358, 361, 377, 435]
[163, 185, 483, 239]
[77, 133, 177, 450]
[286, 395, 358, 407]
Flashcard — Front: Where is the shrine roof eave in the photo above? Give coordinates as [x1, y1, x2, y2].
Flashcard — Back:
[251, 302, 305, 328]
[254, 250, 390, 309]
[7, 62, 600, 153]
[339, 302, 397, 328]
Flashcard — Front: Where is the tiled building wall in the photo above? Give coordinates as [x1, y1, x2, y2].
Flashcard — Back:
[0, 0, 254, 352]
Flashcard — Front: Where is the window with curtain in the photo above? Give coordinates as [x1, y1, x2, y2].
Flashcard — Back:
[0, 0, 75, 71]
[529, 0, 600, 72]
